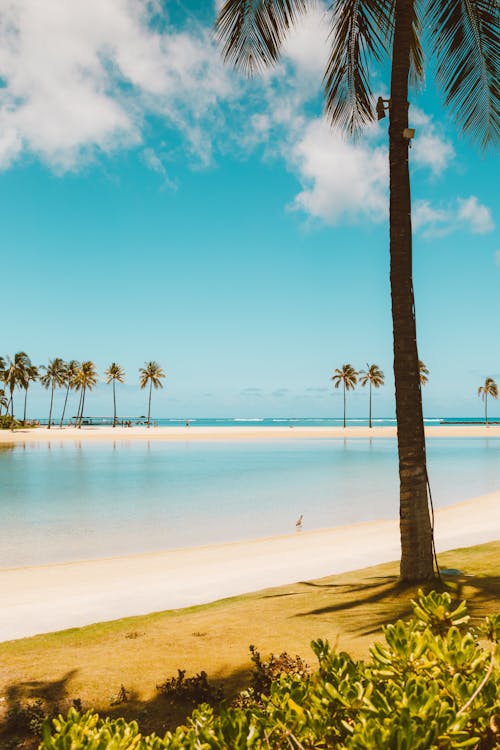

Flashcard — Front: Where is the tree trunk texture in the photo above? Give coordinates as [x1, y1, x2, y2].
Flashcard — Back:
[60, 385, 70, 428]
[343, 383, 346, 428]
[390, 0, 435, 582]
[113, 381, 117, 427]
[369, 383, 372, 428]
[147, 382, 152, 427]
[48, 385, 54, 429]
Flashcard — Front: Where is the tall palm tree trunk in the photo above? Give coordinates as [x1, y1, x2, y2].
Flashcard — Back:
[10, 387, 15, 418]
[48, 385, 54, 429]
[485, 394, 488, 425]
[113, 381, 117, 427]
[147, 381, 152, 427]
[78, 387, 86, 429]
[390, 0, 434, 582]
[76, 390, 83, 427]
[343, 382, 346, 428]
[60, 385, 70, 428]
[369, 382, 372, 429]
[23, 387, 28, 424]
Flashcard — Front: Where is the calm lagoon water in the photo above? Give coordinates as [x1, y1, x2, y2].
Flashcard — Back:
[1, 437, 499, 567]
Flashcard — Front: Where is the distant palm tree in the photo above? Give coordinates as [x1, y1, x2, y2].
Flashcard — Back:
[73, 361, 98, 428]
[419, 361, 430, 386]
[0, 388, 8, 415]
[478, 377, 498, 426]
[22, 361, 39, 424]
[139, 361, 165, 427]
[105, 363, 126, 427]
[360, 364, 385, 428]
[0, 356, 6, 416]
[59, 360, 80, 428]
[40, 358, 66, 429]
[331, 364, 358, 428]
[2, 352, 30, 418]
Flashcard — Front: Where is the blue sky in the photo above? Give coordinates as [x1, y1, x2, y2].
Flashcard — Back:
[1, 0, 499, 420]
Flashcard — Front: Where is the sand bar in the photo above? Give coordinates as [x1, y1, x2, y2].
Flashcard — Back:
[1, 490, 498, 642]
[2, 424, 500, 444]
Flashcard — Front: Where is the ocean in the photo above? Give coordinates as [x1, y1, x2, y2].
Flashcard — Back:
[1, 436, 499, 568]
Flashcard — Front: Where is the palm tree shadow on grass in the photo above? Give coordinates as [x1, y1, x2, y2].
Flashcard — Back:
[292, 571, 500, 638]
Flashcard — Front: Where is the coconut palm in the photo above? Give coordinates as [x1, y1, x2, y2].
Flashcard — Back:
[59, 360, 80, 428]
[40, 358, 66, 429]
[21, 361, 39, 424]
[419, 360, 430, 386]
[105, 363, 126, 427]
[139, 361, 165, 427]
[331, 364, 358, 428]
[360, 364, 385, 428]
[0, 357, 6, 416]
[73, 361, 98, 428]
[478, 377, 498, 426]
[2, 352, 30, 418]
[216, 0, 498, 581]
[0, 388, 8, 415]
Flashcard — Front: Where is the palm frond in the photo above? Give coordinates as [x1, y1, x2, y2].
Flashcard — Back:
[426, 0, 500, 148]
[215, 0, 311, 76]
[409, 0, 425, 88]
[323, 0, 394, 134]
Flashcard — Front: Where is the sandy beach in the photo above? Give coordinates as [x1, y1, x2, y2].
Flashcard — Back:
[2, 424, 500, 443]
[1, 488, 498, 642]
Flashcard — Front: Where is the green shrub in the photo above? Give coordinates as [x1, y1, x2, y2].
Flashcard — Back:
[39, 590, 500, 749]
[0, 414, 17, 430]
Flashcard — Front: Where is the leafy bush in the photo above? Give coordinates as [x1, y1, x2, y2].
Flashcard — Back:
[40, 591, 500, 749]
[0, 414, 17, 430]
[156, 670, 224, 707]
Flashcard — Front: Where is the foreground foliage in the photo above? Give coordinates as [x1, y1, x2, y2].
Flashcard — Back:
[40, 591, 500, 749]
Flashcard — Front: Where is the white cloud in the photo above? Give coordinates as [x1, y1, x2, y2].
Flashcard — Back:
[282, 4, 330, 80]
[413, 196, 495, 237]
[410, 109, 454, 176]
[141, 147, 176, 189]
[288, 117, 388, 225]
[0, 0, 234, 171]
[456, 196, 494, 234]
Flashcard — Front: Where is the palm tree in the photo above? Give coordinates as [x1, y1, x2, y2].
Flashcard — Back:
[2, 352, 30, 418]
[105, 363, 126, 427]
[478, 377, 498, 426]
[73, 361, 98, 428]
[331, 364, 358, 428]
[0, 357, 6, 416]
[360, 364, 385, 428]
[59, 360, 80, 428]
[0, 388, 8, 415]
[40, 358, 66, 429]
[22, 361, 39, 424]
[419, 360, 430, 386]
[139, 361, 165, 427]
[215, 0, 497, 582]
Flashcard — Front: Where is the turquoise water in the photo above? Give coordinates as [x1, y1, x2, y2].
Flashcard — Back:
[1, 438, 499, 567]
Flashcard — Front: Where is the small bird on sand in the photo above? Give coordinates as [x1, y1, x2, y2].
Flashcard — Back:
[295, 514, 303, 531]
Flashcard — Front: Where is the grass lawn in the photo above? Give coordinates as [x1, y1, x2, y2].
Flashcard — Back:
[1, 541, 499, 744]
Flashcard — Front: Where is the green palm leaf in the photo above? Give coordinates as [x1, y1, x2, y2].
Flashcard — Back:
[323, 0, 394, 133]
[426, 0, 500, 147]
[215, 0, 310, 75]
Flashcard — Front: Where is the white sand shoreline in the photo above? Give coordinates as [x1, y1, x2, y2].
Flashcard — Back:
[2, 424, 500, 443]
[1, 490, 499, 643]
